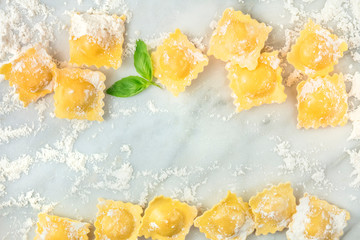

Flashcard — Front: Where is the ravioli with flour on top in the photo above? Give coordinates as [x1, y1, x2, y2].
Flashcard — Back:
[226, 51, 286, 112]
[34, 213, 90, 240]
[287, 194, 350, 240]
[249, 182, 296, 236]
[194, 191, 255, 240]
[54, 67, 106, 121]
[208, 8, 272, 70]
[0, 45, 56, 106]
[296, 74, 348, 129]
[287, 19, 347, 77]
[139, 196, 197, 240]
[94, 198, 143, 240]
[69, 12, 126, 69]
[151, 29, 209, 96]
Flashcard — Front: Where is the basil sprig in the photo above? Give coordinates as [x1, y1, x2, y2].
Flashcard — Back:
[106, 40, 161, 97]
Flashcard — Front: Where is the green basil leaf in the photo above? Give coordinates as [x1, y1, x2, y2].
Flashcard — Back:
[106, 76, 150, 97]
[134, 39, 153, 81]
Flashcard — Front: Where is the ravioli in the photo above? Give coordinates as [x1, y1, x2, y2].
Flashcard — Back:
[54, 67, 106, 121]
[297, 74, 348, 129]
[287, 19, 347, 77]
[94, 198, 143, 240]
[151, 29, 209, 96]
[69, 12, 126, 69]
[287, 194, 350, 240]
[0, 45, 56, 106]
[194, 191, 255, 240]
[226, 51, 286, 112]
[249, 182, 296, 235]
[208, 8, 272, 70]
[139, 196, 197, 240]
[34, 213, 90, 240]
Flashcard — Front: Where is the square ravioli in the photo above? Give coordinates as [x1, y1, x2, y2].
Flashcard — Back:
[94, 198, 143, 240]
[151, 29, 209, 96]
[194, 191, 255, 240]
[139, 196, 197, 240]
[34, 213, 90, 240]
[0, 45, 56, 106]
[297, 74, 348, 129]
[69, 12, 126, 69]
[287, 19, 347, 77]
[54, 67, 106, 121]
[226, 51, 286, 112]
[249, 182, 296, 235]
[287, 194, 350, 240]
[208, 8, 272, 70]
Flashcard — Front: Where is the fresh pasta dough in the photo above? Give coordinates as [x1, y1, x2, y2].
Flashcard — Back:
[208, 8, 272, 70]
[139, 196, 197, 240]
[69, 12, 126, 69]
[0, 45, 56, 106]
[53, 67, 106, 121]
[226, 51, 286, 112]
[34, 213, 90, 240]
[287, 19, 347, 77]
[152, 29, 209, 96]
[94, 198, 143, 240]
[296, 74, 348, 129]
[194, 191, 255, 240]
[249, 183, 296, 235]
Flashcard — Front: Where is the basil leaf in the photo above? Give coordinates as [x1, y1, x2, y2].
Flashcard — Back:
[106, 76, 150, 97]
[134, 39, 153, 81]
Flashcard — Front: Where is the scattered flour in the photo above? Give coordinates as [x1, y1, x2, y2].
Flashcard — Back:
[70, 11, 126, 49]
[273, 138, 329, 187]
[0, 87, 24, 116]
[0, 0, 60, 62]
[347, 149, 360, 188]
[189, 36, 206, 52]
[109, 102, 137, 118]
[0, 124, 33, 145]
[93, 0, 132, 22]
[124, 32, 170, 57]
[346, 72, 360, 140]
[286, 69, 307, 87]
[0, 190, 56, 213]
[34, 99, 48, 123]
[347, 72, 360, 99]
[0, 155, 34, 182]
[146, 100, 168, 114]
[94, 162, 133, 190]
[120, 144, 132, 158]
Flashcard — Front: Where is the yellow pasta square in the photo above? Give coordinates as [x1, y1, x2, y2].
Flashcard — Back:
[34, 213, 90, 240]
[94, 198, 143, 240]
[54, 67, 106, 121]
[208, 8, 272, 70]
[0, 45, 56, 106]
[297, 74, 348, 129]
[194, 191, 255, 240]
[139, 196, 197, 240]
[287, 19, 347, 77]
[249, 182, 296, 235]
[152, 29, 209, 96]
[226, 51, 287, 112]
[287, 194, 350, 240]
[69, 12, 126, 69]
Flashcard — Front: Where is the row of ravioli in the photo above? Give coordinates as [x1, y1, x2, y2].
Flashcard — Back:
[34, 182, 350, 240]
[0, 8, 349, 128]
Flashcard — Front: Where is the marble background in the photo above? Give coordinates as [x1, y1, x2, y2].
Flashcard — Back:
[0, 0, 360, 239]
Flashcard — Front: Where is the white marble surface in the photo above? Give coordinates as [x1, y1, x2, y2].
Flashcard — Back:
[0, 0, 360, 239]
